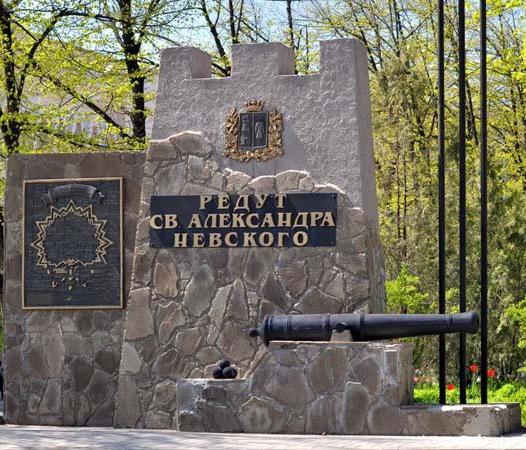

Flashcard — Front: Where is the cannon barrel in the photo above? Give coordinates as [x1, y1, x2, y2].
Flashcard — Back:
[248, 312, 479, 346]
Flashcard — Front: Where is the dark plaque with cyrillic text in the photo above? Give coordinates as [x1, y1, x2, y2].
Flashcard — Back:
[149, 193, 337, 248]
[23, 178, 123, 309]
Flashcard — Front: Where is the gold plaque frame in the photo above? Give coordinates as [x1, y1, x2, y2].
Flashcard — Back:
[224, 100, 283, 162]
[22, 177, 124, 310]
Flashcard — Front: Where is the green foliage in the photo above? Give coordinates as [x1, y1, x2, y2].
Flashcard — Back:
[386, 266, 431, 314]
[311, 0, 526, 383]
[504, 299, 526, 371]
[413, 385, 438, 403]
[386, 267, 437, 369]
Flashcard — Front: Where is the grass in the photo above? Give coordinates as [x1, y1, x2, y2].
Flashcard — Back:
[413, 381, 526, 425]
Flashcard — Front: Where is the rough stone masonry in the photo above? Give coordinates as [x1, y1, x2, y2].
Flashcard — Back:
[114, 131, 384, 428]
[176, 342, 521, 436]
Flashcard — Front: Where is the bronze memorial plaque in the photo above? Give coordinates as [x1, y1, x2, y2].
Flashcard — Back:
[22, 178, 123, 309]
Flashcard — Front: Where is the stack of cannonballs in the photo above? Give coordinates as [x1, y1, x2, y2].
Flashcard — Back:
[212, 359, 238, 379]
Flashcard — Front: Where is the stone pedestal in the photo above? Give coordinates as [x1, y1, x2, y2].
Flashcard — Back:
[176, 342, 522, 436]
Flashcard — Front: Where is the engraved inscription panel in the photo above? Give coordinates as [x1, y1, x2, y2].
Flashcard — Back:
[23, 178, 123, 309]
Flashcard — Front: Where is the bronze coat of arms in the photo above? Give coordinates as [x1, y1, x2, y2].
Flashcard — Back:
[224, 100, 283, 162]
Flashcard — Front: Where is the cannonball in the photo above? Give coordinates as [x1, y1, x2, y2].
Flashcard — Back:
[217, 359, 230, 370]
[212, 366, 224, 379]
[223, 366, 238, 379]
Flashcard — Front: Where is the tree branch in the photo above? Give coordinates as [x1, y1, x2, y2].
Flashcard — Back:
[16, 10, 71, 100]
[34, 63, 130, 139]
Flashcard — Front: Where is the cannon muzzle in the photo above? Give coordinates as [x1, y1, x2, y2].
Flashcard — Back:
[249, 312, 479, 346]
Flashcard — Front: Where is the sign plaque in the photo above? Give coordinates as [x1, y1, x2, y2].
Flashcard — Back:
[150, 193, 337, 249]
[22, 178, 123, 309]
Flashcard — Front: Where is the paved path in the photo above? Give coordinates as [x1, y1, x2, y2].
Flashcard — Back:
[0, 426, 526, 450]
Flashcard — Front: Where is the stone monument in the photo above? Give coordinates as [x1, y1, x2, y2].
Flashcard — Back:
[114, 39, 385, 428]
[2, 38, 521, 435]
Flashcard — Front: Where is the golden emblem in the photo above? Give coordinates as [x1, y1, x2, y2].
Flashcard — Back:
[224, 100, 283, 162]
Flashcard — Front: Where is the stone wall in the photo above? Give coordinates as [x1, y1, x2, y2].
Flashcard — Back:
[112, 37, 387, 428]
[176, 341, 522, 436]
[177, 341, 414, 434]
[3, 152, 144, 425]
[114, 132, 385, 428]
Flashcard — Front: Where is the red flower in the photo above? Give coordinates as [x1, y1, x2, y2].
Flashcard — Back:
[413, 376, 419, 383]
[447, 383, 455, 391]
[487, 368, 496, 378]
[469, 364, 479, 373]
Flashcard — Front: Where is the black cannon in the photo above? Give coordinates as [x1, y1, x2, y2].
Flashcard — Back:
[248, 312, 479, 346]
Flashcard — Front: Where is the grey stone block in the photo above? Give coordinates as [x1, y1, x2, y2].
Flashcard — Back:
[400, 404, 522, 437]
[352, 356, 382, 396]
[294, 287, 342, 314]
[125, 288, 154, 340]
[154, 251, 179, 298]
[342, 382, 370, 434]
[87, 371, 111, 405]
[183, 264, 215, 316]
[153, 349, 190, 379]
[158, 47, 211, 82]
[240, 396, 286, 433]
[232, 42, 295, 78]
[306, 396, 332, 434]
[38, 379, 62, 415]
[226, 170, 251, 192]
[261, 275, 289, 310]
[70, 358, 93, 392]
[174, 328, 202, 355]
[114, 376, 141, 428]
[145, 411, 172, 429]
[121, 343, 143, 374]
[95, 349, 119, 374]
[264, 366, 316, 408]
[367, 402, 402, 435]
